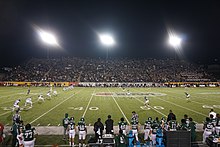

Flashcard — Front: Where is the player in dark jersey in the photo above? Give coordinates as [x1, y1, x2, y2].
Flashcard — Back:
[203, 117, 215, 144]
[118, 117, 127, 135]
[215, 114, 220, 136]
[131, 118, 139, 141]
[22, 123, 36, 147]
[144, 117, 153, 144]
[151, 118, 160, 146]
[27, 87, 30, 95]
[168, 117, 177, 131]
[78, 117, 87, 147]
[17, 120, 24, 147]
[68, 117, 76, 146]
[62, 113, 69, 140]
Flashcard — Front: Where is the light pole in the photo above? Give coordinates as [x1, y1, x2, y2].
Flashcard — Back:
[168, 32, 182, 60]
[99, 34, 115, 60]
[37, 29, 59, 59]
[99, 34, 115, 76]
[168, 32, 182, 81]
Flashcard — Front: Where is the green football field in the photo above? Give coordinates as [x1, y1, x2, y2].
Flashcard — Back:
[0, 86, 219, 126]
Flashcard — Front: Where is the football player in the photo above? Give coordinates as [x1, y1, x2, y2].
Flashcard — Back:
[21, 123, 37, 147]
[144, 117, 153, 144]
[12, 110, 21, 124]
[168, 117, 177, 131]
[185, 92, 190, 102]
[27, 87, 30, 95]
[215, 114, 220, 136]
[25, 97, 32, 107]
[53, 90, 58, 96]
[46, 91, 51, 99]
[78, 117, 87, 147]
[151, 118, 160, 146]
[62, 113, 69, 140]
[131, 111, 139, 122]
[118, 117, 127, 135]
[131, 118, 139, 141]
[38, 94, 44, 102]
[13, 99, 20, 111]
[17, 120, 24, 147]
[203, 117, 215, 144]
[68, 117, 76, 146]
[127, 90, 131, 98]
[144, 96, 150, 107]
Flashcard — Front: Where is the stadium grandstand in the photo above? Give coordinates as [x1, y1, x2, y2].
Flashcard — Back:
[1, 57, 217, 83]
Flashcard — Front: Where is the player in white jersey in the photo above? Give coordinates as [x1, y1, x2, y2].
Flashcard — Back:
[46, 91, 51, 99]
[13, 99, 20, 111]
[53, 90, 58, 96]
[144, 96, 150, 107]
[38, 94, 44, 102]
[25, 97, 33, 107]
[185, 92, 190, 102]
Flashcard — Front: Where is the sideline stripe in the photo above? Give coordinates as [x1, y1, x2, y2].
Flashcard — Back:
[108, 89, 130, 125]
[82, 89, 96, 117]
[30, 94, 75, 124]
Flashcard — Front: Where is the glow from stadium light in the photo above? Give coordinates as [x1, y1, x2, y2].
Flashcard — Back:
[99, 34, 115, 46]
[39, 30, 58, 46]
[168, 31, 182, 50]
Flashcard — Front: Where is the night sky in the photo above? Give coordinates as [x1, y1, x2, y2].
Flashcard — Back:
[0, 0, 220, 67]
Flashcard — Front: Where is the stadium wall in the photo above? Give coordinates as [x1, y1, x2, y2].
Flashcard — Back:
[0, 81, 78, 87]
[0, 81, 219, 87]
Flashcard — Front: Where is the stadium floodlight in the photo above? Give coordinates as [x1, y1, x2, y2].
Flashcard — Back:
[99, 34, 115, 46]
[168, 32, 181, 50]
[38, 30, 59, 46]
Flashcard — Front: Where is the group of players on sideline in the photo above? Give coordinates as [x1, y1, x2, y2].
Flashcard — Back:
[0, 107, 219, 146]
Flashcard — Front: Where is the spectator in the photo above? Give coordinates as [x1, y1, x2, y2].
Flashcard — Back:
[94, 118, 104, 143]
[105, 115, 114, 134]
[167, 110, 176, 122]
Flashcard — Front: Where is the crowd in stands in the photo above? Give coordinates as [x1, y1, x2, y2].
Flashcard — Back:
[2, 57, 215, 83]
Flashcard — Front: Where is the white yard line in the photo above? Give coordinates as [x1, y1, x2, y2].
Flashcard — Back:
[30, 89, 84, 124]
[30, 94, 75, 124]
[82, 89, 96, 117]
[108, 89, 130, 125]
[155, 97, 207, 117]
[130, 88, 167, 117]
[0, 111, 11, 116]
